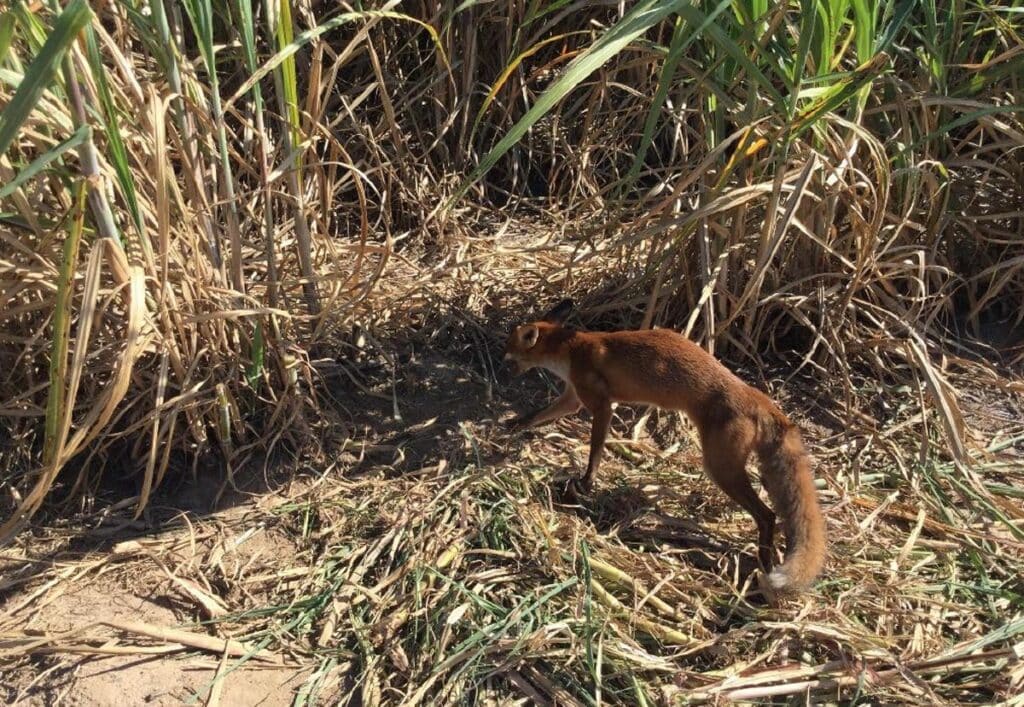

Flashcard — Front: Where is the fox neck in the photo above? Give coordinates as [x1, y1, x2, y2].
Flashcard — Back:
[532, 327, 576, 382]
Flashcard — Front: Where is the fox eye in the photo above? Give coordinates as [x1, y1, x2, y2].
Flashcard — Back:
[521, 325, 539, 348]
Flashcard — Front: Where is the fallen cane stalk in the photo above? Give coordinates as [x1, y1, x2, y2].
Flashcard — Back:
[100, 619, 282, 663]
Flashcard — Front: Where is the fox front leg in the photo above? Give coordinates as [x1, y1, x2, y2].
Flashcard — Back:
[573, 397, 611, 494]
[506, 386, 581, 432]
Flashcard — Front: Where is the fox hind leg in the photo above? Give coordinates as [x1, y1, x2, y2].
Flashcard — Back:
[700, 421, 777, 569]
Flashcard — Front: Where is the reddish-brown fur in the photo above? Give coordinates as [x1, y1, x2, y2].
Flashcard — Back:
[503, 300, 826, 592]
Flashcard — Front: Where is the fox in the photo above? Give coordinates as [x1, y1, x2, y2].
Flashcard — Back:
[502, 298, 826, 593]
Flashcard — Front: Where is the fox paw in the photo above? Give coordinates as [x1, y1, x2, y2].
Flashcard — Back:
[562, 476, 592, 501]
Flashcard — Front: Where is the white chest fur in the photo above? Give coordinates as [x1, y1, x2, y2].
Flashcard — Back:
[540, 358, 571, 382]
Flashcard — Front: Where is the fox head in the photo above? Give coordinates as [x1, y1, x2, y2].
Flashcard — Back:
[503, 298, 574, 375]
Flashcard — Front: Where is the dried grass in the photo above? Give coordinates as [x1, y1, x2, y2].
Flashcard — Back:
[2, 378, 1021, 703]
[2, 0, 1024, 703]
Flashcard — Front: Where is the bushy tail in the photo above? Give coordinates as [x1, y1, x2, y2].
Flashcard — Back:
[758, 420, 826, 592]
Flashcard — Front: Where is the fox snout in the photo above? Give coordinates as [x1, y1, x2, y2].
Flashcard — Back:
[502, 352, 525, 376]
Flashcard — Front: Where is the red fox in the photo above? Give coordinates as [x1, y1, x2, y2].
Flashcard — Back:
[502, 299, 826, 592]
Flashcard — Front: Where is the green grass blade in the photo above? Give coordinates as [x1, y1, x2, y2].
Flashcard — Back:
[227, 10, 446, 109]
[183, 0, 245, 292]
[448, 0, 690, 208]
[43, 182, 86, 467]
[849, 0, 876, 61]
[235, 0, 261, 95]
[675, 2, 783, 105]
[896, 104, 1024, 158]
[625, 0, 734, 187]
[523, 0, 575, 25]
[0, 0, 92, 156]
[11, 3, 47, 53]
[792, 51, 888, 135]
[0, 10, 17, 64]
[875, 0, 916, 55]
[83, 26, 144, 239]
[0, 124, 88, 200]
[274, 0, 302, 151]
[624, 16, 689, 187]
[469, 30, 589, 145]
[236, 0, 282, 326]
[789, 0, 817, 113]
[247, 319, 265, 390]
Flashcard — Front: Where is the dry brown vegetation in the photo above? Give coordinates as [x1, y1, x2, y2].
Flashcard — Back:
[2, 0, 1024, 704]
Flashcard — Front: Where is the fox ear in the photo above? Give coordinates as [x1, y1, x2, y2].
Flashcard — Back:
[540, 298, 574, 324]
[521, 325, 540, 348]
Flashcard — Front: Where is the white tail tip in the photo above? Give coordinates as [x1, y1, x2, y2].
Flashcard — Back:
[767, 567, 790, 590]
